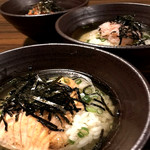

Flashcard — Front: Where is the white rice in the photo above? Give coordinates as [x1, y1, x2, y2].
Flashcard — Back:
[61, 95, 115, 150]
[79, 28, 150, 46]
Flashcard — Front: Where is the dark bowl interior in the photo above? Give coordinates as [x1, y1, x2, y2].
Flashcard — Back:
[0, 43, 150, 150]
[55, 3, 150, 71]
[0, 0, 89, 42]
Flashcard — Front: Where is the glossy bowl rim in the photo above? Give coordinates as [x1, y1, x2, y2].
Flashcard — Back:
[0, 0, 89, 17]
[0, 43, 150, 149]
[55, 2, 150, 50]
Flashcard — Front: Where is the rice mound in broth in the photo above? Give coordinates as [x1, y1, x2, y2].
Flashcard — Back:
[0, 70, 120, 150]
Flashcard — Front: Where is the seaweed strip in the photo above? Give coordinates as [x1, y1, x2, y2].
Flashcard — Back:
[1, 113, 8, 131]
[0, 73, 87, 132]
[90, 103, 105, 111]
[100, 96, 115, 117]
[32, 114, 64, 131]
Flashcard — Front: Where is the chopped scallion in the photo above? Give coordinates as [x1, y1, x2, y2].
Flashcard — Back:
[143, 35, 150, 40]
[83, 85, 93, 95]
[68, 139, 75, 145]
[64, 78, 70, 83]
[75, 78, 82, 85]
[100, 38, 106, 42]
[90, 94, 99, 99]
[86, 39, 90, 43]
[86, 106, 97, 113]
[78, 127, 89, 138]
[86, 105, 103, 114]
[82, 95, 91, 103]
[97, 109, 103, 114]
[96, 37, 107, 42]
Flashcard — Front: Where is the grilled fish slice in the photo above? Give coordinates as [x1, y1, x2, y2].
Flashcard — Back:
[0, 111, 68, 150]
[0, 77, 80, 150]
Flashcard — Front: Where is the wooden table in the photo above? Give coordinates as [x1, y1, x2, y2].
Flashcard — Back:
[0, 0, 150, 149]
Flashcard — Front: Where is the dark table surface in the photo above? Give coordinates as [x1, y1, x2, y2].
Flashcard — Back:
[0, 0, 150, 149]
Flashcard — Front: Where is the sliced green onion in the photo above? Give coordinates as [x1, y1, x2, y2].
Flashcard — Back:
[78, 131, 85, 138]
[86, 105, 103, 114]
[86, 105, 97, 113]
[86, 39, 90, 43]
[90, 93, 99, 99]
[83, 85, 94, 95]
[95, 88, 105, 96]
[82, 95, 92, 103]
[96, 36, 101, 39]
[143, 35, 150, 40]
[75, 78, 82, 85]
[78, 127, 89, 138]
[96, 37, 107, 42]
[100, 38, 106, 42]
[97, 108, 103, 114]
[68, 139, 75, 145]
[81, 127, 89, 134]
[64, 78, 70, 83]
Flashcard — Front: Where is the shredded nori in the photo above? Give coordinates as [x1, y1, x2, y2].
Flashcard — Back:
[0, 73, 86, 131]
[113, 15, 144, 45]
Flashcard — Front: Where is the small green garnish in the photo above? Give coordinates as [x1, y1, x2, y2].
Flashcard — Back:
[96, 37, 101, 39]
[78, 132, 85, 138]
[100, 38, 106, 42]
[86, 105, 103, 114]
[75, 78, 82, 85]
[90, 94, 99, 99]
[86, 105, 97, 113]
[86, 39, 90, 43]
[143, 35, 150, 40]
[68, 139, 75, 145]
[78, 127, 89, 138]
[83, 85, 94, 95]
[64, 78, 70, 83]
[82, 95, 92, 103]
[97, 109, 103, 114]
[84, 87, 93, 95]
[96, 36, 106, 42]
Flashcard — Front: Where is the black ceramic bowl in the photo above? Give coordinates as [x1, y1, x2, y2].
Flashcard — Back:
[0, 0, 89, 42]
[0, 43, 150, 150]
[55, 3, 150, 72]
